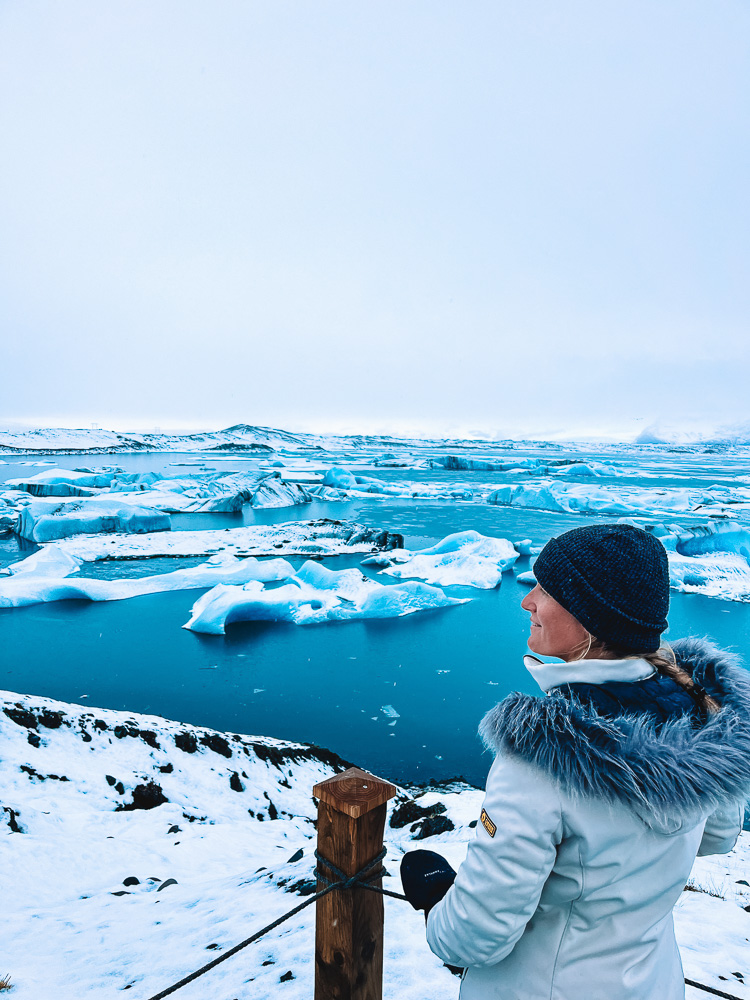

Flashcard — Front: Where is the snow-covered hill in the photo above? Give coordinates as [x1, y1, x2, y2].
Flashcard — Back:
[1, 692, 748, 999]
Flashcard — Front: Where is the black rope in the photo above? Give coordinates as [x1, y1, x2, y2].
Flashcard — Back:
[685, 978, 745, 1000]
[313, 847, 408, 901]
[144, 847, 403, 1000]
[141, 846, 738, 1000]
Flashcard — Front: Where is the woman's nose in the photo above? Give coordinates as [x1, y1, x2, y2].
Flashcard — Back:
[520, 585, 538, 611]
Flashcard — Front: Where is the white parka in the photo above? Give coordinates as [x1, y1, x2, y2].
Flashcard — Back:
[426, 638, 750, 1000]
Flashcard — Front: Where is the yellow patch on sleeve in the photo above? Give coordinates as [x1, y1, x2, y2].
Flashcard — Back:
[480, 808, 496, 838]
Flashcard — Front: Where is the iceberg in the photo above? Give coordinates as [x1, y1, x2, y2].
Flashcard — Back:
[487, 482, 695, 517]
[40, 518, 403, 563]
[5, 468, 117, 497]
[373, 530, 519, 589]
[0, 553, 294, 609]
[183, 560, 467, 634]
[16, 500, 171, 543]
[109, 471, 311, 512]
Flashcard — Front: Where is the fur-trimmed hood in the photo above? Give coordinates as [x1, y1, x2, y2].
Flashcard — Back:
[479, 636, 750, 825]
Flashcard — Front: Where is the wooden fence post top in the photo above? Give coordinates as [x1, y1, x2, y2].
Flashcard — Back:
[313, 766, 397, 819]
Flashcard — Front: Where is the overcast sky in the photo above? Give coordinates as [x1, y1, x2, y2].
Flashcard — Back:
[1, 1, 748, 440]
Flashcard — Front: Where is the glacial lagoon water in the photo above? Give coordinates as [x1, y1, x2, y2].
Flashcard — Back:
[2, 449, 750, 787]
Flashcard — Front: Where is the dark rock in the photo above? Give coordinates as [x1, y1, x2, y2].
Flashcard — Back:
[114, 781, 125, 795]
[261, 960, 275, 966]
[206, 943, 220, 950]
[157, 878, 178, 892]
[468, 820, 477, 829]
[4, 706, 38, 730]
[3, 806, 23, 833]
[175, 731, 198, 754]
[229, 772, 244, 792]
[94, 719, 108, 731]
[285, 879, 316, 896]
[412, 814, 455, 840]
[111, 890, 130, 896]
[27, 732, 41, 748]
[119, 781, 168, 811]
[123, 877, 140, 886]
[390, 799, 447, 829]
[279, 971, 294, 982]
[80, 730, 92, 743]
[139, 730, 160, 749]
[39, 709, 64, 729]
[159, 763, 173, 774]
[286, 848, 304, 864]
[114, 724, 139, 740]
[168, 825, 181, 834]
[200, 733, 232, 758]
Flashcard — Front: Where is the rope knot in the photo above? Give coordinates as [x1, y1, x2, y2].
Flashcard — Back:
[313, 847, 388, 892]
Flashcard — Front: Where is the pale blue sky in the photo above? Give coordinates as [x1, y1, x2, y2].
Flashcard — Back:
[1, 1, 748, 439]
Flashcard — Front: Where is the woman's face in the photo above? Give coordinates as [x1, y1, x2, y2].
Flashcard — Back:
[520, 584, 591, 661]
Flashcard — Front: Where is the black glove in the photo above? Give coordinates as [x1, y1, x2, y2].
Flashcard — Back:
[400, 850, 456, 915]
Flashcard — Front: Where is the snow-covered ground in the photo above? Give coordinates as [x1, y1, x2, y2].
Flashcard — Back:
[0, 691, 747, 999]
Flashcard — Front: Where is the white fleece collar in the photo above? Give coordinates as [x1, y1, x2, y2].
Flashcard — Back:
[524, 654, 655, 694]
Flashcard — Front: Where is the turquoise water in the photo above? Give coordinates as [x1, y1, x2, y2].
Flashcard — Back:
[2, 450, 750, 786]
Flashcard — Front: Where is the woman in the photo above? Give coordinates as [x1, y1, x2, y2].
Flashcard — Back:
[420, 523, 750, 999]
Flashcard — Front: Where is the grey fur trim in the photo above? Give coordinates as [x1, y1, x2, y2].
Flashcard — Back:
[479, 636, 750, 820]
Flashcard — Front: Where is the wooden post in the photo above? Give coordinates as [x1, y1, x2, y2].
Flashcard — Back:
[313, 766, 398, 1000]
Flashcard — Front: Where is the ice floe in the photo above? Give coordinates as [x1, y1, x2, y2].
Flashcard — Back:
[0, 553, 295, 609]
[5, 467, 118, 496]
[17, 499, 171, 543]
[183, 560, 467, 633]
[39, 518, 404, 563]
[431, 456, 623, 477]
[655, 521, 750, 602]
[109, 470, 312, 512]
[488, 481, 701, 517]
[364, 530, 520, 589]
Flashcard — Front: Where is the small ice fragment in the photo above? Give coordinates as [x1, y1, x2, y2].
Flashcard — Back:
[436, 669, 450, 674]
[435, 755, 443, 760]
[253, 688, 265, 694]
[487, 681, 498, 685]
[371, 717, 378, 721]
[388, 720, 397, 727]
[381, 705, 400, 719]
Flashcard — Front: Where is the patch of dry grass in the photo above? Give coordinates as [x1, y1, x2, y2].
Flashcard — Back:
[0, 975, 12, 992]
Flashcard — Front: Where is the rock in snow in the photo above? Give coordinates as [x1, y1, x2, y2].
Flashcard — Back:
[1, 690, 748, 999]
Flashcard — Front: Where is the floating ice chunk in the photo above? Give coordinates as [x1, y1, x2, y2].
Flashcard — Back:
[7, 544, 83, 579]
[33, 519, 403, 563]
[376, 531, 519, 589]
[487, 482, 695, 517]
[515, 571, 537, 586]
[183, 563, 467, 634]
[5, 468, 116, 497]
[16, 500, 171, 543]
[512, 538, 539, 556]
[667, 551, 750, 601]
[381, 705, 400, 719]
[322, 467, 360, 490]
[0, 555, 294, 609]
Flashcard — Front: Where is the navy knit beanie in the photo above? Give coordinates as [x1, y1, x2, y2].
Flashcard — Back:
[532, 524, 669, 653]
